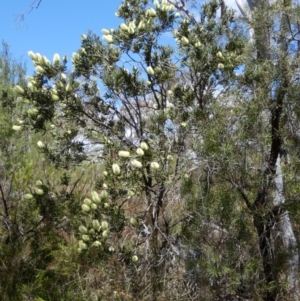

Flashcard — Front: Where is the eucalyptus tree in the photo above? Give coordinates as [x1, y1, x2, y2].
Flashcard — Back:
[231, 0, 300, 299]
[161, 0, 300, 299]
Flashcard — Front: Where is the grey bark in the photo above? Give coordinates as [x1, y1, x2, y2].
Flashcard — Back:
[272, 155, 299, 299]
[235, 0, 299, 298]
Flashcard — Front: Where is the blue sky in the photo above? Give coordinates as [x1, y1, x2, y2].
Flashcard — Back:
[0, 0, 238, 75]
[0, 0, 122, 73]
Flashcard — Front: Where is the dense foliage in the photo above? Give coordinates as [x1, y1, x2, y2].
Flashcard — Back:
[1, 0, 300, 300]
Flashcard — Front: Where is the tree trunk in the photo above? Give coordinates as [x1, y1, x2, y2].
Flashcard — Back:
[272, 155, 299, 300]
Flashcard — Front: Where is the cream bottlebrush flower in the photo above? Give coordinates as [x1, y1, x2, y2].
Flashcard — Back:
[195, 41, 202, 47]
[218, 63, 225, 69]
[100, 190, 108, 200]
[79, 225, 88, 234]
[79, 47, 86, 55]
[131, 159, 143, 168]
[180, 37, 189, 45]
[26, 76, 34, 82]
[147, 66, 155, 75]
[216, 51, 223, 59]
[81, 34, 87, 40]
[92, 220, 101, 230]
[101, 28, 110, 34]
[140, 142, 149, 151]
[83, 198, 92, 205]
[51, 87, 58, 94]
[92, 241, 102, 247]
[132, 255, 139, 262]
[118, 150, 130, 158]
[41, 55, 51, 66]
[146, 8, 156, 17]
[112, 163, 121, 175]
[24, 194, 33, 200]
[14, 85, 24, 95]
[130, 217, 138, 227]
[35, 52, 42, 63]
[35, 188, 44, 195]
[82, 234, 90, 242]
[101, 221, 109, 230]
[161, 4, 168, 11]
[102, 230, 109, 239]
[167, 154, 173, 160]
[120, 23, 129, 31]
[28, 51, 37, 60]
[82, 204, 90, 212]
[37, 141, 45, 148]
[91, 191, 101, 204]
[128, 190, 135, 197]
[72, 52, 80, 62]
[66, 83, 72, 92]
[35, 66, 45, 74]
[78, 240, 87, 249]
[138, 20, 145, 30]
[136, 148, 144, 156]
[154, 0, 160, 8]
[53, 53, 60, 64]
[51, 93, 60, 101]
[103, 35, 114, 43]
[180, 122, 187, 127]
[167, 4, 175, 11]
[12, 125, 22, 131]
[91, 203, 97, 210]
[36, 180, 43, 186]
[27, 81, 34, 91]
[150, 162, 160, 170]
[28, 108, 39, 116]
[128, 25, 135, 34]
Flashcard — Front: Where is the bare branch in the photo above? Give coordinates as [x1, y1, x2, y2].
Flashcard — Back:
[16, 0, 43, 24]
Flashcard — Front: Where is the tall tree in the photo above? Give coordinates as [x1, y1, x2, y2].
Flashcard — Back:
[234, 0, 299, 299]
[12, 0, 300, 300]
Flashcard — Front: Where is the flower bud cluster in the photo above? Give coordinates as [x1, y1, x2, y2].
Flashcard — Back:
[12, 125, 22, 131]
[78, 190, 113, 252]
[119, 21, 136, 35]
[27, 108, 39, 116]
[174, 28, 203, 48]
[112, 142, 152, 173]
[77, 217, 110, 252]
[154, 0, 175, 12]
[23, 180, 46, 201]
[81, 190, 109, 213]
[146, 8, 157, 18]
[14, 85, 24, 95]
[28, 51, 52, 74]
[102, 28, 115, 43]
